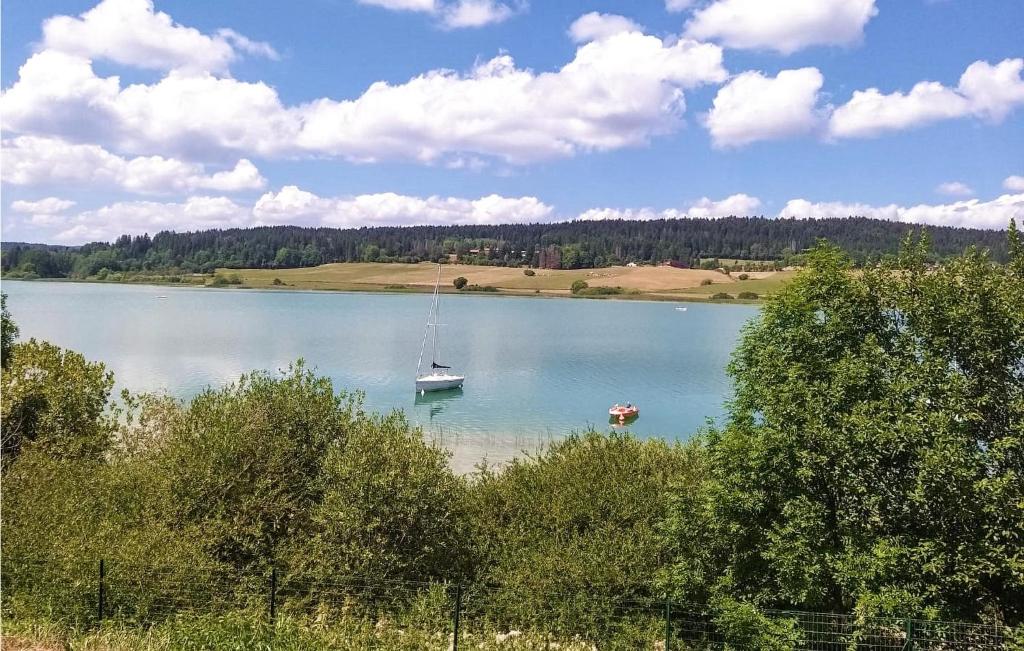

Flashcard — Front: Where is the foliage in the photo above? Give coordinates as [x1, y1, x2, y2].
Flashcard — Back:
[737, 291, 759, 300]
[465, 433, 704, 635]
[712, 599, 800, 651]
[0, 339, 114, 464]
[701, 278, 714, 286]
[523, 268, 535, 276]
[453, 276, 468, 289]
[662, 234, 1024, 624]
[1, 292, 18, 369]
[710, 292, 733, 299]
[738, 273, 749, 280]
[576, 286, 624, 296]
[462, 284, 499, 292]
[570, 279, 588, 294]
[2, 217, 1010, 280]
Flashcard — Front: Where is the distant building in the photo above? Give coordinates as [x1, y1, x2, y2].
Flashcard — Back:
[626, 262, 638, 268]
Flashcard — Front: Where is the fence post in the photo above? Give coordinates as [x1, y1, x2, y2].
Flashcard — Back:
[269, 566, 277, 625]
[664, 596, 672, 651]
[452, 583, 462, 651]
[97, 558, 105, 623]
[905, 618, 914, 651]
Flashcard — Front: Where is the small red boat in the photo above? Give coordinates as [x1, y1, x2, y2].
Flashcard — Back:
[609, 403, 639, 420]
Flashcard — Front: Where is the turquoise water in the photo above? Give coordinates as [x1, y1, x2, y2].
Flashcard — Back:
[2, 280, 759, 468]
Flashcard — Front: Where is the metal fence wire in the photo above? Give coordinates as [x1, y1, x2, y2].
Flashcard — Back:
[1, 557, 1017, 650]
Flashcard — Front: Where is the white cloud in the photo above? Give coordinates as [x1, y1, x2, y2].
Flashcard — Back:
[441, 0, 515, 28]
[253, 186, 553, 227]
[359, 0, 517, 28]
[829, 58, 1024, 138]
[1, 136, 266, 194]
[11, 197, 76, 214]
[705, 68, 825, 147]
[684, 0, 878, 55]
[686, 193, 763, 217]
[568, 13, 642, 43]
[936, 181, 973, 197]
[577, 193, 762, 220]
[665, 0, 696, 13]
[2, 26, 725, 164]
[40, 0, 276, 75]
[1004, 175, 1024, 192]
[36, 188, 552, 243]
[32, 196, 248, 243]
[779, 193, 1024, 230]
[358, 0, 437, 12]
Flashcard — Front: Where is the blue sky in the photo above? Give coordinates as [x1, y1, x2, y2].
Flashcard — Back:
[1, 0, 1022, 243]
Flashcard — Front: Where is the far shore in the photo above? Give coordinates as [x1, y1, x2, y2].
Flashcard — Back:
[2, 262, 795, 304]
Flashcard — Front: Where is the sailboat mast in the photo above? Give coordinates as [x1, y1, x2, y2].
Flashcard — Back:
[431, 263, 441, 366]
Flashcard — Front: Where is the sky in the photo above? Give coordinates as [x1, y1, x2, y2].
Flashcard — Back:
[1, 0, 1022, 244]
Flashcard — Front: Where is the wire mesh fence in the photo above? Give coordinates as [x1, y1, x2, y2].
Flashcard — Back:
[1, 556, 1017, 650]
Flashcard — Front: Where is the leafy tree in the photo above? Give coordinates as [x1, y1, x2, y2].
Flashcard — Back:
[662, 237, 1024, 624]
[453, 276, 468, 289]
[570, 279, 588, 294]
[0, 339, 114, 465]
[1, 292, 18, 369]
[284, 410, 467, 587]
[160, 363, 357, 571]
[467, 433, 703, 634]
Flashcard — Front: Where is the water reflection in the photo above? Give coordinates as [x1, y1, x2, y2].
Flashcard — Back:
[414, 387, 464, 421]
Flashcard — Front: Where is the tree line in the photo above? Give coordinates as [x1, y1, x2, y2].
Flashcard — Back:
[1, 216, 1011, 279]
[1, 227, 1021, 647]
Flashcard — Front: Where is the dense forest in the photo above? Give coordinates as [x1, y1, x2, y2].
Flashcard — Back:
[2, 231, 1022, 648]
[1, 216, 1011, 279]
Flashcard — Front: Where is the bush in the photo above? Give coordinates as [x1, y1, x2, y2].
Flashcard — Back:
[462, 284, 498, 292]
[272, 278, 284, 286]
[738, 273, 749, 280]
[453, 276, 468, 289]
[700, 278, 714, 286]
[523, 269, 535, 276]
[577, 286, 624, 296]
[738, 291, 759, 299]
[570, 280, 589, 294]
[710, 292, 733, 299]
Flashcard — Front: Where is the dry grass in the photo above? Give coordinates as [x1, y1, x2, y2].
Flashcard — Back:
[222, 263, 795, 301]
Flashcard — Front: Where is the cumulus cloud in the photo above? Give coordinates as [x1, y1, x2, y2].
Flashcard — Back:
[253, 186, 553, 227]
[2, 136, 266, 194]
[40, 0, 277, 75]
[1004, 175, 1024, 192]
[26, 188, 553, 243]
[684, 0, 878, 55]
[705, 68, 825, 147]
[568, 13, 642, 43]
[665, 0, 696, 12]
[935, 181, 973, 197]
[2, 28, 726, 164]
[359, 0, 518, 28]
[11, 197, 77, 214]
[577, 194, 762, 220]
[829, 58, 1024, 138]
[779, 193, 1024, 230]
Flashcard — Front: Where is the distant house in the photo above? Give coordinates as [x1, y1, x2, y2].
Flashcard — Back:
[469, 248, 480, 255]
[447, 253, 458, 263]
[626, 262, 638, 268]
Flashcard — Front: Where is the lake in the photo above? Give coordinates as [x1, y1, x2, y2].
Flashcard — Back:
[2, 280, 759, 469]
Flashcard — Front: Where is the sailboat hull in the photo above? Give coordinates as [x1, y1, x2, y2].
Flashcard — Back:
[416, 373, 465, 392]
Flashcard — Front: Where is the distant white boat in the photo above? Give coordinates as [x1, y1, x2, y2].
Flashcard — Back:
[675, 306, 687, 311]
[416, 265, 465, 393]
[156, 295, 168, 299]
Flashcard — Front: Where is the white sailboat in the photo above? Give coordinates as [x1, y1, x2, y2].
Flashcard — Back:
[416, 265, 465, 393]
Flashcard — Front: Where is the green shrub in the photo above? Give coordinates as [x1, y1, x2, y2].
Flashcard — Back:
[272, 278, 285, 286]
[523, 269, 536, 276]
[453, 276, 468, 289]
[737, 291, 759, 299]
[570, 279, 589, 294]
[577, 286, 624, 296]
[462, 284, 498, 292]
[700, 278, 714, 286]
[738, 273, 749, 280]
[710, 292, 733, 299]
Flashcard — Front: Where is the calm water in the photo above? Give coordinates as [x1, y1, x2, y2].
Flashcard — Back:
[3, 280, 759, 469]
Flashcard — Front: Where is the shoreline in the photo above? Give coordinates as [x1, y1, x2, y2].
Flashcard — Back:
[0, 275, 770, 306]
